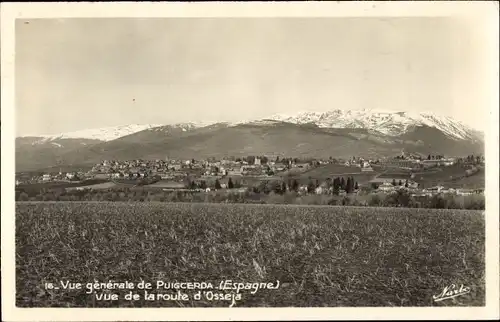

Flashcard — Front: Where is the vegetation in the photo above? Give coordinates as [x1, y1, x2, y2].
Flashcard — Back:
[15, 186, 485, 210]
[16, 202, 484, 307]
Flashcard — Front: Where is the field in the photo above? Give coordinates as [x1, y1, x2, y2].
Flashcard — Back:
[293, 164, 362, 177]
[414, 166, 485, 189]
[15, 179, 109, 194]
[444, 173, 485, 189]
[16, 202, 485, 307]
[66, 182, 118, 190]
[284, 164, 377, 185]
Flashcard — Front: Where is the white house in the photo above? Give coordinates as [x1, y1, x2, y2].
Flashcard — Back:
[298, 185, 308, 194]
[426, 186, 445, 194]
[439, 188, 456, 194]
[456, 189, 474, 196]
[170, 164, 182, 171]
[378, 182, 395, 192]
[315, 186, 325, 195]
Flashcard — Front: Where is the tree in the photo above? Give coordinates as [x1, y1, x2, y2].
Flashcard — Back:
[272, 181, 282, 194]
[247, 156, 256, 165]
[430, 194, 446, 209]
[19, 192, 29, 201]
[333, 177, 340, 191]
[215, 179, 221, 190]
[428, 154, 431, 160]
[307, 180, 315, 193]
[405, 179, 409, 188]
[228, 177, 234, 189]
[398, 180, 403, 186]
[395, 190, 411, 207]
[354, 181, 359, 190]
[281, 181, 287, 193]
[346, 177, 352, 193]
[332, 183, 340, 195]
[340, 177, 346, 190]
[392, 179, 397, 186]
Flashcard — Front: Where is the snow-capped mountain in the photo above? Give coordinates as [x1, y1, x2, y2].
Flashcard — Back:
[24, 124, 163, 143]
[266, 109, 481, 141]
[147, 122, 219, 133]
[16, 109, 484, 172]
[18, 109, 482, 143]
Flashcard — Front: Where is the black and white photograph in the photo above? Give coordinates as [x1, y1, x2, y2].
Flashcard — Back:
[1, 1, 499, 321]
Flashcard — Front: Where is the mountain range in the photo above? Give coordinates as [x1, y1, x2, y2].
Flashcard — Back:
[16, 109, 484, 172]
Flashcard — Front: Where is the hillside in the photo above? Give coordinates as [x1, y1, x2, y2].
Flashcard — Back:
[397, 125, 483, 156]
[15, 120, 483, 172]
[15, 137, 102, 172]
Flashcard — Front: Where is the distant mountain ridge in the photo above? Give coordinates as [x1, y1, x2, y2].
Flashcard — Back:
[22, 124, 163, 143]
[19, 109, 482, 143]
[16, 109, 483, 172]
[267, 109, 481, 141]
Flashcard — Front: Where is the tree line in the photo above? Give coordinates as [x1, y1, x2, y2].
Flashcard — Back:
[15, 186, 484, 210]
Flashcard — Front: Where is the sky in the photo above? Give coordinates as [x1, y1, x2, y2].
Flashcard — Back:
[15, 17, 490, 136]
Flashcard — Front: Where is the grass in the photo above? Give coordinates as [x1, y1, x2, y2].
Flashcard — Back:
[416, 168, 484, 189]
[66, 182, 118, 190]
[284, 164, 377, 185]
[445, 173, 485, 189]
[16, 202, 485, 307]
[292, 164, 362, 178]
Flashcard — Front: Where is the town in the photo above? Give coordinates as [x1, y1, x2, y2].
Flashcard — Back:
[16, 152, 485, 201]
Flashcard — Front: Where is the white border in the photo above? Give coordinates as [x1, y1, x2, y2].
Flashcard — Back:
[1, 2, 499, 321]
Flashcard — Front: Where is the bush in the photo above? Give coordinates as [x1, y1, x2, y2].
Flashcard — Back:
[464, 195, 485, 210]
[429, 195, 446, 209]
[18, 192, 29, 201]
[327, 198, 339, 206]
[369, 194, 383, 207]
